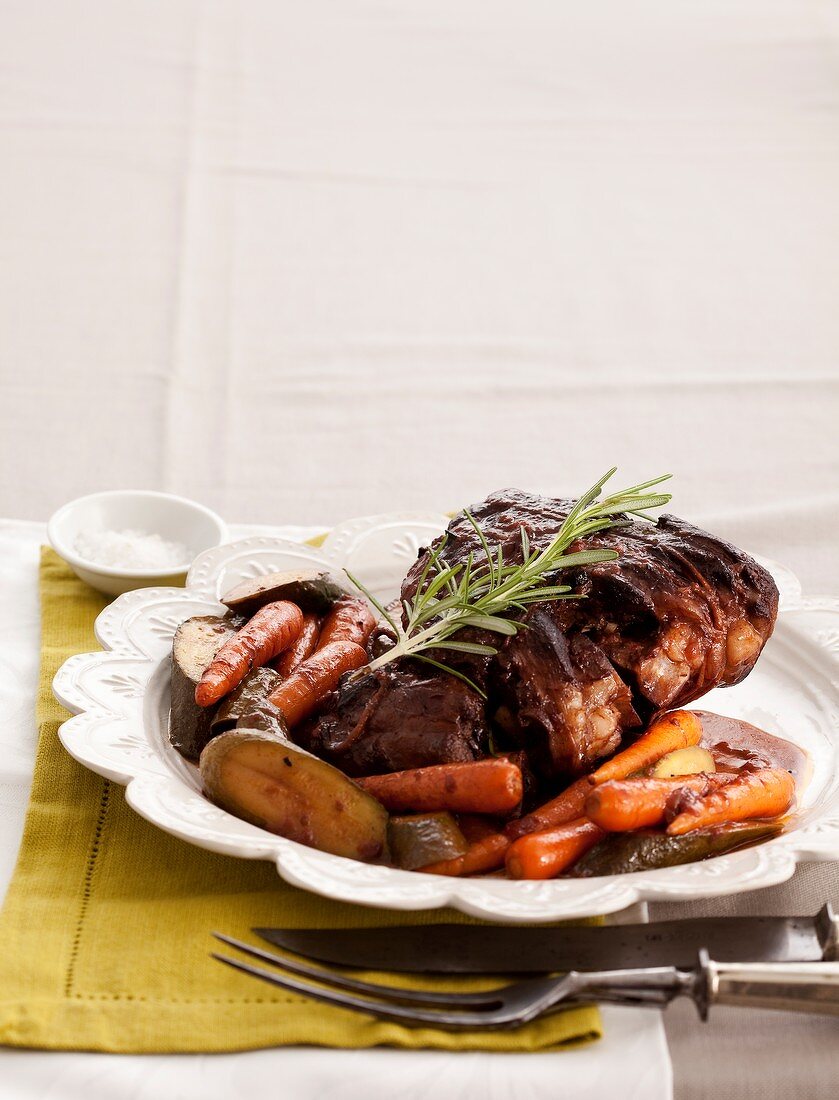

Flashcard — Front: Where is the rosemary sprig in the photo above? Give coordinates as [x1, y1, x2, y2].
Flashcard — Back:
[346, 468, 672, 698]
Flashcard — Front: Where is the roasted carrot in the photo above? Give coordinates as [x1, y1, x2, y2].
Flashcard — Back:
[267, 640, 368, 727]
[505, 818, 604, 880]
[590, 710, 703, 784]
[505, 711, 704, 840]
[585, 774, 724, 832]
[505, 776, 592, 839]
[195, 601, 303, 707]
[667, 767, 795, 835]
[421, 833, 510, 876]
[357, 759, 523, 815]
[317, 596, 377, 650]
[273, 612, 321, 676]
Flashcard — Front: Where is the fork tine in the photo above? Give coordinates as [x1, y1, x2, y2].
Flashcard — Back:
[211, 953, 505, 1029]
[212, 933, 505, 1009]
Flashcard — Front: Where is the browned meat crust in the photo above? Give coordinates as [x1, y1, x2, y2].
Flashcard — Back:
[301, 665, 490, 777]
[306, 489, 778, 785]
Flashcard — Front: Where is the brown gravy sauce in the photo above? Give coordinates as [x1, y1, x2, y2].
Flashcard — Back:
[692, 710, 809, 792]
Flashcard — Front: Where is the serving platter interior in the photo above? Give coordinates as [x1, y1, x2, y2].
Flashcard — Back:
[55, 512, 839, 921]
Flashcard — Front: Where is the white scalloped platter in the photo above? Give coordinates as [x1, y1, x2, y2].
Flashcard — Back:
[53, 512, 839, 923]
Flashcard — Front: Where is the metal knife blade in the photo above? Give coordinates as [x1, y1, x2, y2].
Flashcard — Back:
[254, 904, 838, 973]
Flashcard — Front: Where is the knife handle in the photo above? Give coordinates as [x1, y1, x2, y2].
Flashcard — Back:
[701, 954, 839, 1018]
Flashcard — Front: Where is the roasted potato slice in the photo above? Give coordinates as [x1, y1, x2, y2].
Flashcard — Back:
[170, 614, 241, 760]
[652, 746, 716, 778]
[200, 729, 388, 861]
[222, 569, 347, 617]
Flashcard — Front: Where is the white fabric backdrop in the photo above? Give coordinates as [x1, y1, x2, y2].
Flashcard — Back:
[1, 1, 838, 1097]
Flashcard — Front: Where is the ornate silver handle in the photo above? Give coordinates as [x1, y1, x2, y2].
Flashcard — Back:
[701, 954, 839, 1017]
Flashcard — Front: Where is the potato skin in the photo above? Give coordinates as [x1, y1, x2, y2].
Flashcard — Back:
[222, 570, 347, 617]
[199, 729, 389, 861]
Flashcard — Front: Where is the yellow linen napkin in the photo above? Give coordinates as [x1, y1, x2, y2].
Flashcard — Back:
[0, 548, 601, 1053]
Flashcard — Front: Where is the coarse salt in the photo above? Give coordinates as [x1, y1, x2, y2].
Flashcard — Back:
[74, 528, 192, 571]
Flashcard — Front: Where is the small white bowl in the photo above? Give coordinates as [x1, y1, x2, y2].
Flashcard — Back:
[48, 490, 228, 596]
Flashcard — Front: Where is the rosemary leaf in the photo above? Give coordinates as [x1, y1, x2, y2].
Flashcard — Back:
[355, 468, 672, 684]
[431, 640, 499, 656]
[343, 568, 398, 633]
[412, 654, 487, 699]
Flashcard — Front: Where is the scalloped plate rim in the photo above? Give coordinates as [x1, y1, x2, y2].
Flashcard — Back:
[52, 516, 839, 923]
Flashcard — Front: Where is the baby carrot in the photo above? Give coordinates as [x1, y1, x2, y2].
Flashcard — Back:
[357, 759, 523, 815]
[505, 818, 604, 880]
[268, 640, 368, 727]
[317, 597, 377, 650]
[667, 767, 795, 835]
[590, 710, 703, 784]
[585, 774, 722, 832]
[273, 612, 321, 676]
[506, 711, 704, 840]
[505, 776, 591, 840]
[421, 833, 510, 877]
[195, 601, 303, 707]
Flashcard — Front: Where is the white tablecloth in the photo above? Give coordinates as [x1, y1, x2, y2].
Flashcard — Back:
[0, 520, 671, 1100]
[1, 1, 838, 1096]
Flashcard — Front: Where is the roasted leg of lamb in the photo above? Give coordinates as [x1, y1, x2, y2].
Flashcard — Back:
[305, 490, 778, 785]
